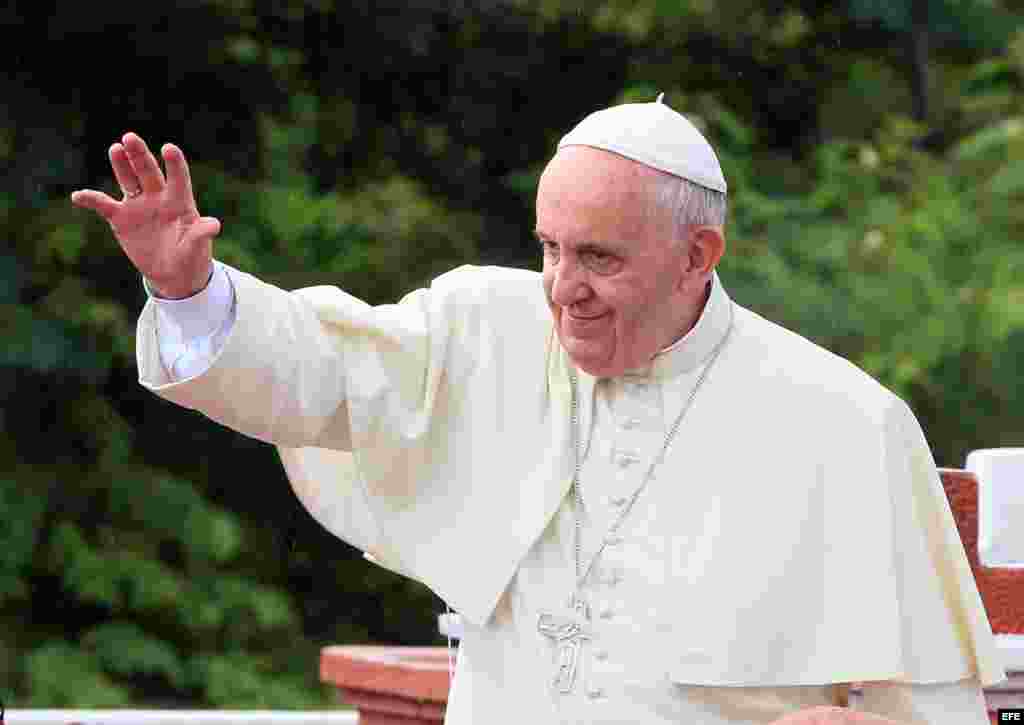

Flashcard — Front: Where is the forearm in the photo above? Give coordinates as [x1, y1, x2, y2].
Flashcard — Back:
[137, 263, 353, 450]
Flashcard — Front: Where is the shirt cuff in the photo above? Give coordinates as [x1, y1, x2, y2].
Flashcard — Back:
[146, 262, 232, 340]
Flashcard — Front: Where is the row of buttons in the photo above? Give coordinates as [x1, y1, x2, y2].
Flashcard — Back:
[583, 384, 647, 704]
[587, 646, 611, 698]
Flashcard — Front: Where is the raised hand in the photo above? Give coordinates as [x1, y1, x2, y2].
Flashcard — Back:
[71, 133, 221, 299]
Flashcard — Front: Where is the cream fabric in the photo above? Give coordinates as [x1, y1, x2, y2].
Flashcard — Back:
[138, 263, 1005, 715]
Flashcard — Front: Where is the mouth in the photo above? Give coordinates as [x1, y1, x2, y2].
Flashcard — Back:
[565, 308, 608, 321]
[561, 309, 610, 337]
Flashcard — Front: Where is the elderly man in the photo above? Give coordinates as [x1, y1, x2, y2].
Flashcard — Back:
[72, 98, 1003, 724]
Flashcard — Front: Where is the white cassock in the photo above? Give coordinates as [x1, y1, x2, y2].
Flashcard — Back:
[138, 261, 1005, 724]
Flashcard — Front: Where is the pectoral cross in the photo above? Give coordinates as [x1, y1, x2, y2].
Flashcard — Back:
[537, 594, 591, 694]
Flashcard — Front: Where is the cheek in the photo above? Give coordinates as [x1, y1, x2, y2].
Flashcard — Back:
[600, 282, 651, 321]
[606, 284, 666, 341]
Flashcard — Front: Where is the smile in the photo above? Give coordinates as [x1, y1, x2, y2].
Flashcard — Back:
[566, 310, 608, 321]
[562, 310, 610, 336]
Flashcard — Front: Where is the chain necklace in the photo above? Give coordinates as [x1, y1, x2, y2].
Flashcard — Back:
[458, 312, 735, 692]
[568, 312, 735, 594]
[536, 310, 734, 695]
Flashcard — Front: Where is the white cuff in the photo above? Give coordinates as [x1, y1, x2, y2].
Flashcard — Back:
[148, 262, 232, 340]
[150, 261, 237, 380]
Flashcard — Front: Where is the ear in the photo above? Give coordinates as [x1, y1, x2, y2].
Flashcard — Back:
[686, 226, 726, 277]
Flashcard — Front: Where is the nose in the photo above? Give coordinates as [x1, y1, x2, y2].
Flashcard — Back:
[549, 256, 592, 308]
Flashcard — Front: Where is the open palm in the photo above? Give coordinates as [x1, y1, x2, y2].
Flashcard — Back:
[71, 132, 221, 299]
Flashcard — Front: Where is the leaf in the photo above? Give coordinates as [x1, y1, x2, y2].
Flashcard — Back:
[0, 477, 47, 602]
[184, 507, 243, 564]
[988, 159, 1024, 195]
[186, 652, 326, 708]
[952, 117, 1024, 161]
[0, 255, 23, 303]
[25, 643, 131, 707]
[50, 523, 123, 609]
[82, 622, 186, 688]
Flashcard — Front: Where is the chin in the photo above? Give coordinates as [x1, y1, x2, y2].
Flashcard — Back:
[559, 333, 628, 378]
[566, 352, 623, 379]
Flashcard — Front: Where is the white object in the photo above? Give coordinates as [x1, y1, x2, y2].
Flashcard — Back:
[967, 448, 1024, 568]
[438, 611, 464, 640]
[558, 99, 727, 193]
[997, 634, 1024, 673]
[6, 712, 356, 725]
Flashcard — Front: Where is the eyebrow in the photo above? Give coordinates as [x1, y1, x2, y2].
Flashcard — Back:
[534, 231, 624, 255]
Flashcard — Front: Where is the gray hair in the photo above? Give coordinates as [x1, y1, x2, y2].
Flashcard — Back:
[650, 173, 728, 238]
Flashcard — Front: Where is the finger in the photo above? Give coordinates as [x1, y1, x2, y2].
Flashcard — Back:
[162, 143, 197, 212]
[182, 217, 222, 247]
[122, 132, 166, 193]
[109, 143, 142, 198]
[70, 189, 121, 221]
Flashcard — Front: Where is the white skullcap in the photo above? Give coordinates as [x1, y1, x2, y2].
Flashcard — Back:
[557, 94, 727, 193]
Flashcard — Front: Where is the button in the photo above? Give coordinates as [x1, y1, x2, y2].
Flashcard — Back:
[594, 648, 609, 661]
[603, 569, 622, 586]
[609, 495, 628, 507]
[587, 686, 605, 699]
[621, 417, 640, 430]
[616, 454, 639, 468]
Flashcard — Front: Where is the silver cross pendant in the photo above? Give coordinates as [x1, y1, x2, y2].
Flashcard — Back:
[537, 594, 591, 694]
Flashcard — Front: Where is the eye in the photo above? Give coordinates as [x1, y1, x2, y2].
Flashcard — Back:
[541, 240, 560, 260]
[581, 249, 620, 274]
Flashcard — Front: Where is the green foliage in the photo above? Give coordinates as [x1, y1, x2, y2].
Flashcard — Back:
[0, 477, 47, 602]
[25, 643, 132, 707]
[187, 653, 324, 709]
[83, 623, 186, 690]
[2, 0, 1024, 711]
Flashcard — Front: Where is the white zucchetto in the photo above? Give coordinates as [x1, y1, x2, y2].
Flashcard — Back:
[557, 95, 728, 194]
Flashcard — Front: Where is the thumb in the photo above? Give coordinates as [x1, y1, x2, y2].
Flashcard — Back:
[179, 217, 221, 270]
[187, 216, 222, 243]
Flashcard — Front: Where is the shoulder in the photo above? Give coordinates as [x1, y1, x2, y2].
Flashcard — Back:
[727, 303, 899, 425]
[430, 264, 543, 296]
[423, 264, 548, 320]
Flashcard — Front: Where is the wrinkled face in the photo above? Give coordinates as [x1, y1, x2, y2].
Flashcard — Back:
[537, 146, 702, 378]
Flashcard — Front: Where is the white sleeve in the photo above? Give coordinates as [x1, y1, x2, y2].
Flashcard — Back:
[853, 678, 991, 724]
[147, 261, 237, 381]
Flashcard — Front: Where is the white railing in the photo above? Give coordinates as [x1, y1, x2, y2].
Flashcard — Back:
[6, 712, 358, 725]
